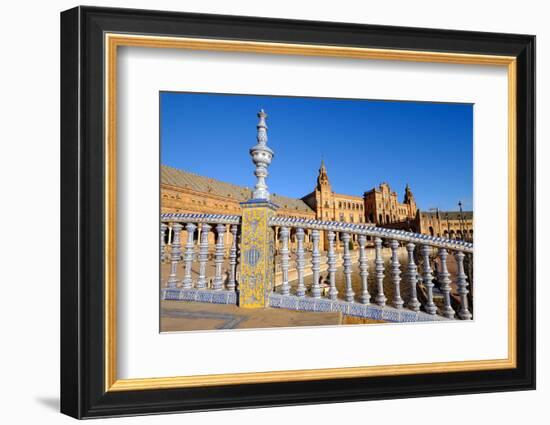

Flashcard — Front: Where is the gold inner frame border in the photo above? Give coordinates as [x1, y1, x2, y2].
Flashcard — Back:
[104, 33, 517, 392]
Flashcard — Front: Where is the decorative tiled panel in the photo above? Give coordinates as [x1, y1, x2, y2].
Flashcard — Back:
[268, 293, 447, 323]
[161, 288, 237, 305]
[161, 290, 448, 323]
[238, 201, 277, 308]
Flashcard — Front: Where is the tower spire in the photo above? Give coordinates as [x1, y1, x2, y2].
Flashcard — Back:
[317, 158, 330, 189]
[249, 109, 274, 200]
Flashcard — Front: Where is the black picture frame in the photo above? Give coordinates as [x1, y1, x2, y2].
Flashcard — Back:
[61, 5, 535, 419]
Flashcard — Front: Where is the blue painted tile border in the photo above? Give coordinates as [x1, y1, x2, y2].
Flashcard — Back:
[161, 289, 448, 323]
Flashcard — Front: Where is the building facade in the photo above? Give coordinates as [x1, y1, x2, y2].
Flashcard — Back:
[160, 161, 473, 246]
[363, 183, 417, 225]
[300, 160, 418, 226]
[415, 210, 474, 241]
[301, 160, 366, 224]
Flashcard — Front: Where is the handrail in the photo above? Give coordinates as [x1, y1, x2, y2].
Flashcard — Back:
[160, 213, 473, 252]
[268, 216, 473, 253]
[161, 213, 241, 225]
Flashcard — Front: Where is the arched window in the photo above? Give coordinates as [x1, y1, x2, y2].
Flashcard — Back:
[385, 214, 390, 223]
[429, 226, 434, 236]
[378, 214, 383, 223]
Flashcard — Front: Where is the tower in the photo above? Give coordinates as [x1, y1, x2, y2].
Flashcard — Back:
[316, 159, 330, 190]
[315, 159, 333, 220]
[403, 183, 417, 219]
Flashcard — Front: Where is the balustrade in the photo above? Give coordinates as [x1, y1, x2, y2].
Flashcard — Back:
[267, 216, 474, 321]
[160, 213, 474, 321]
[160, 214, 241, 292]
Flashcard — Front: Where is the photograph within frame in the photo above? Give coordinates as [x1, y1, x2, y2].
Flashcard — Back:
[159, 91, 475, 332]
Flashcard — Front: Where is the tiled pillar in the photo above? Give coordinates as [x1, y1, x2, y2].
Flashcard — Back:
[238, 200, 277, 308]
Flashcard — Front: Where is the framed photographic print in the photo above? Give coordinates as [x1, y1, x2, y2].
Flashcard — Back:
[60, 6, 535, 419]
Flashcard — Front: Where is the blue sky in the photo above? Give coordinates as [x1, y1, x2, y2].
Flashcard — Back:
[160, 92, 473, 211]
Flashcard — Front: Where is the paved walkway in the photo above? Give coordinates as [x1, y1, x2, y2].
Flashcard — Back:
[160, 300, 383, 332]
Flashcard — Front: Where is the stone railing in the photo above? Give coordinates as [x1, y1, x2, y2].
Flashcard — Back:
[268, 216, 473, 320]
[161, 213, 241, 301]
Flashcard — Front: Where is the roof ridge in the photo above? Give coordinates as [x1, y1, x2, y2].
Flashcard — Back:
[161, 164, 251, 191]
[160, 164, 314, 212]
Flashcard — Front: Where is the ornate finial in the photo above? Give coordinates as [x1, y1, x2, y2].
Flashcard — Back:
[249, 109, 274, 200]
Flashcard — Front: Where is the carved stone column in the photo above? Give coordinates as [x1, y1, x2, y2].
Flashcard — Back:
[212, 224, 226, 290]
[295, 228, 306, 297]
[406, 243, 421, 311]
[437, 248, 455, 319]
[280, 227, 290, 296]
[455, 251, 473, 320]
[358, 235, 370, 304]
[166, 223, 182, 288]
[374, 237, 387, 306]
[327, 231, 338, 300]
[421, 245, 437, 315]
[342, 232, 354, 302]
[196, 223, 211, 289]
[310, 229, 321, 298]
[182, 223, 196, 289]
[390, 240, 404, 309]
